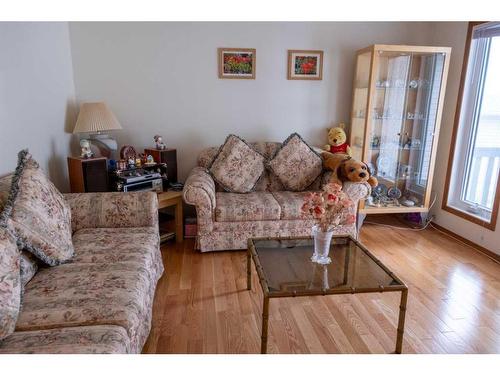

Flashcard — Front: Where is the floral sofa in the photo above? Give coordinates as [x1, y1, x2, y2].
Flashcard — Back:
[183, 141, 371, 252]
[0, 189, 163, 354]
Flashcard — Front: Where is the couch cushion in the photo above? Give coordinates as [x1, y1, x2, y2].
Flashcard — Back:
[15, 261, 156, 343]
[2, 150, 73, 266]
[0, 325, 130, 354]
[209, 134, 265, 193]
[0, 227, 21, 340]
[70, 227, 162, 278]
[215, 192, 281, 222]
[272, 191, 317, 220]
[268, 133, 323, 191]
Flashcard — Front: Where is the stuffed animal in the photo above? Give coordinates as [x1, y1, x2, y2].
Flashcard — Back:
[322, 152, 378, 188]
[324, 123, 352, 157]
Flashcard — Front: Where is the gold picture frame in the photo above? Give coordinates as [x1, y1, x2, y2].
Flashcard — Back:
[287, 50, 324, 80]
[218, 48, 256, 79]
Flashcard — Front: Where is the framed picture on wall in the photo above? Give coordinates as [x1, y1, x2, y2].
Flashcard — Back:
[287, 50, 324, 80]
[218, 48, 256, 79]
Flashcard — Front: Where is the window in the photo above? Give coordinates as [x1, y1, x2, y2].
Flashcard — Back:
[443, 22, 500, 230]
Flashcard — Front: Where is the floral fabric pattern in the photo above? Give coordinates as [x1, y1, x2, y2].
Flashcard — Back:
[0, 325, 130, 354]
[64, 192, 158, 233]
[215, 192, 281, 222]
[183, 167, 216, 235]
[3, 151, 73, 266]
[20, 250, 39, 288]
[0, 188, 163, 353]
[199, 219, 357, 252]
[184, 141, 371, 252]
[272, 191, 319, 220]
[209, 135, 265, 193]
[0, 227, 21, 340]
[268, 133, 323, 191]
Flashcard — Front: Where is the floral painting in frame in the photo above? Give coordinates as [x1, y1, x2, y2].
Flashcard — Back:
[218, 48, 256, 79]
[287, 50, 324, 80]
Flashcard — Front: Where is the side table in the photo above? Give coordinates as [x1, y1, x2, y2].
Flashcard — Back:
[157, 191, 183, 243]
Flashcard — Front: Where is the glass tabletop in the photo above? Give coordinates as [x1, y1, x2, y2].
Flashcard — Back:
[249, 236, 405, 296]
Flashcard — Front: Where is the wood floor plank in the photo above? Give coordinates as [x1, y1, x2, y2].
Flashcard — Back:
[143, 221, 500, 354]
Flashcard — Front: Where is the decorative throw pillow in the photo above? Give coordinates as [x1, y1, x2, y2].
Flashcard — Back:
[0, 226, 21, 340]
[1, 150, 74, 266]
[209, 134, 265, 193]
[20, 250, 39, 287]
[268, 133, 323, 191]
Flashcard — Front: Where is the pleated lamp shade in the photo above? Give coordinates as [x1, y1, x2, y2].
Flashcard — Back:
[73, 102, 122, 134]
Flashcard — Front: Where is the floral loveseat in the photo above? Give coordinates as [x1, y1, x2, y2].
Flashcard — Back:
[0, 188, 163, 354]
[183, 140, 371, 252]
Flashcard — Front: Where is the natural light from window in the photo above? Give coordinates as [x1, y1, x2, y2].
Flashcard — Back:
[463, 36, 500, 210]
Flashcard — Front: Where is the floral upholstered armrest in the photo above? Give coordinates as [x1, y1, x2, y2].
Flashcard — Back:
[64, 192, 159, 233]
[182, 167, 216, 234]
[342, 181, 371, 203]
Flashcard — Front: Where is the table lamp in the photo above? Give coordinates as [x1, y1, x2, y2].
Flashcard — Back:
[73, 102, 123, 158]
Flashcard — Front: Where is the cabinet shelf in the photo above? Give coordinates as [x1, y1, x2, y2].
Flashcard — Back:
[349, 44, 451, 215]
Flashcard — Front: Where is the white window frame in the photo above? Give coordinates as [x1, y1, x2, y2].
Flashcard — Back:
[443, 22, 500, 230]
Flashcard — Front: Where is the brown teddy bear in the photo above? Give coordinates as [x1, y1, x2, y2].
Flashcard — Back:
[322, 152, 378, 187]
[323, 123, 352, 157]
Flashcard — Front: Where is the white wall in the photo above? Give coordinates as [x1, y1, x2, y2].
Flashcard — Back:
[428, 22, 500, 255]
[68, 22, 433, 181]
[0, 22, 77, 191]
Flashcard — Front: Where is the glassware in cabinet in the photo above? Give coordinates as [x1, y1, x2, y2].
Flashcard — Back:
[349, 45, 451, 213]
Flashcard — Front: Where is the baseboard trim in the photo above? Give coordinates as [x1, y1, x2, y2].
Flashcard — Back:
[431, 223, 500, 264]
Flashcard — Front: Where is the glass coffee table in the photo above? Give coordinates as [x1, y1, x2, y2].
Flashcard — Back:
[247, 236, 408, 354]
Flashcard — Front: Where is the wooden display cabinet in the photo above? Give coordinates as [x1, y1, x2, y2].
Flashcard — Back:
[350, 45, 451, 214]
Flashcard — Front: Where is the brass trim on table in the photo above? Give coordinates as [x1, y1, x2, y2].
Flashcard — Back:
[246, 235, 409, 354]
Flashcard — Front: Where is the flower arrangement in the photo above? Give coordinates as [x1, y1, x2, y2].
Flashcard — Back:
[301, 182, 356, 232]
[224, 54, 253, 74]
[295, 56, 317, 75]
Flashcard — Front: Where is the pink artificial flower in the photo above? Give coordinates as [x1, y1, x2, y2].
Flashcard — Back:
[313, 206, 325, 219]
[312, 193, 324, 205]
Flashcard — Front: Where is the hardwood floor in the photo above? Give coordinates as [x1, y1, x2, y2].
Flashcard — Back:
[142, 223, 500, 354]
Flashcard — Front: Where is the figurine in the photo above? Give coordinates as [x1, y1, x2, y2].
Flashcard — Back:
[146, 155, 155, 165]
[80, 139, 94, 158]
[117, 159, 127, 170]
[154, 135, 167, 150]
[127, 157, 135, 168]
[135, 158, 142, 167]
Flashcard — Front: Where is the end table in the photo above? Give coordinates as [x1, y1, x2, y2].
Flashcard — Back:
[157, 191, 183, 243]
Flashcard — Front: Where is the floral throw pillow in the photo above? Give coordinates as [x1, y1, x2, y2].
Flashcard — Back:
[209, 135, 265, 193]
[268, 133, 323, 191]
[1, 150, 74, 266]
[0, 226, 21, 340]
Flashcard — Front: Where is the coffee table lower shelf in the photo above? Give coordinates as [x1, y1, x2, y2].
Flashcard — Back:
[246, 236, 409, 354]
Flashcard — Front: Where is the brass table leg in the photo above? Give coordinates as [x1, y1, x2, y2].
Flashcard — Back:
[395, 288, 408, 354]
[261, 296, 270, 354]
[247, 249, 252, 291]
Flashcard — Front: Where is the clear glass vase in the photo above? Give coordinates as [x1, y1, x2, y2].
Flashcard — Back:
[311, 225, 334, 265]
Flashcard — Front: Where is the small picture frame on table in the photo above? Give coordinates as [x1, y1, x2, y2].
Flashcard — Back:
[287, 50, 324, 80]
[218, 48, 256, 79]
